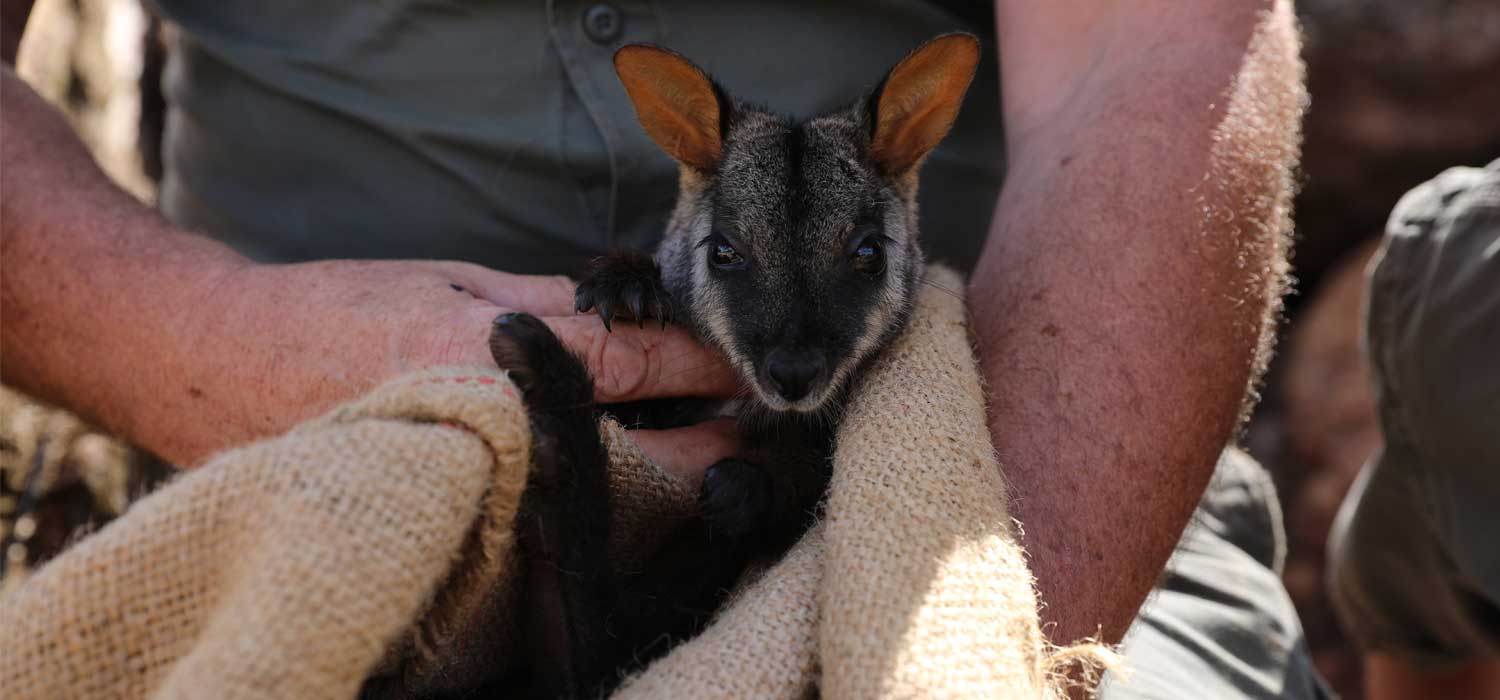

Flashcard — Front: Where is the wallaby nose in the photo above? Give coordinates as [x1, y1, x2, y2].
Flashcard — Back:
[765, 349, 826, 402]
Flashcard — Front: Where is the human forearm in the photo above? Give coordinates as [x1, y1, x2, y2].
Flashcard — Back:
[1, 66, 259, 460]
[973, 1, 1303, 644]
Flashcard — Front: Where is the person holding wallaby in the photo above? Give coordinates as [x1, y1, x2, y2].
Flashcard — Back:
[1328, 160, 1500, 700]
[0, 2, 1318, 697]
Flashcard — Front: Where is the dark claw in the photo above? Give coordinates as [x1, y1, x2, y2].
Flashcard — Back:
[573, 251, 672, 334]
[624, 284, 646, 328]
[650, 288, 671, 329]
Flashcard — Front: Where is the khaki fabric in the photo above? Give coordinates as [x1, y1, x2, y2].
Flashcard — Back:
[1329, 160, 1500, 668]
[146, 2, 1004, 275]
[0, 267, 1104, 699]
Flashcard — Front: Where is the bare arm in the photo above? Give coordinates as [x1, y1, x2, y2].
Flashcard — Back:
[1, 58, 737, 470]
[974, 0, 1303, 644]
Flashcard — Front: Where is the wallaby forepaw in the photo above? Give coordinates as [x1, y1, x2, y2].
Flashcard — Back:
[699, 459, 774, 541]
[574, 252, 673, 331]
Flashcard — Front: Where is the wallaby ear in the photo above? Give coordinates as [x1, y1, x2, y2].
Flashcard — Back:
[614, 45, 724, 171]
[868, 33, 981, 176]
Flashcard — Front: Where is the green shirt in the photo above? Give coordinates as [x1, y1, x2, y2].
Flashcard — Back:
[150, 1, 1004, 275]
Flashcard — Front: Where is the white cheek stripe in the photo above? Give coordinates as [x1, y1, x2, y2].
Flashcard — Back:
[691, 215, 762, 393]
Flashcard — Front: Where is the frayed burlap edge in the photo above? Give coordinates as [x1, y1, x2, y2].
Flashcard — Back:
[614, 266, 1122, 699]
[0, 265, 1120, 700]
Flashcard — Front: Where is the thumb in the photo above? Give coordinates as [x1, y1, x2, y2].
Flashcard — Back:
[542, 314, 741, 403]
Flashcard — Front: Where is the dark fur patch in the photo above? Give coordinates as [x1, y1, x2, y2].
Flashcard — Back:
[575, 251, 674, 330]
[488, 313, 616, 698]
[699, 459, 774, 540]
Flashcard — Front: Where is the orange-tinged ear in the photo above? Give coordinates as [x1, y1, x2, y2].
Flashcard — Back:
[614, 45, 723, 171]
[869, 33, 981, 176]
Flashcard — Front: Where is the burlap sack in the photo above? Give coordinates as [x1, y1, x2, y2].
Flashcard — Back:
[0, 266, 1100, 699]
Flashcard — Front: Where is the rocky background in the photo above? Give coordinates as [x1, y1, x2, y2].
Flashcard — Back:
[6, 1, 1500, 697]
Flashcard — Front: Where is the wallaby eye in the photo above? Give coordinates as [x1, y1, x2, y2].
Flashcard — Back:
[851, 236, 885, 275]
[710, 240, 746, 270]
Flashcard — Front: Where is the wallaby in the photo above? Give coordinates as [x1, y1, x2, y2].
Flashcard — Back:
[488, 33, 980, 699]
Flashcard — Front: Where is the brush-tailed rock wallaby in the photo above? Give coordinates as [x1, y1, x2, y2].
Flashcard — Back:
[486, 33, 981, 699]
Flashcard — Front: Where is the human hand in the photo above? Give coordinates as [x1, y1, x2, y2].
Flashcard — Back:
[0, 66, 738, 479]
[187, 259, 740, 481]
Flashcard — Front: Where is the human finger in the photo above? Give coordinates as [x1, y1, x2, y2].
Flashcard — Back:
[542, 314, 741, 403]
[627, 418, 740, 487]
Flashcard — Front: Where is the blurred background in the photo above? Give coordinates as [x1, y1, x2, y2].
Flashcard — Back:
[3, 2, 1500, 697]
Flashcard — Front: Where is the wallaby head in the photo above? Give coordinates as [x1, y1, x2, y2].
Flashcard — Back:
[615, 34, 980, 413]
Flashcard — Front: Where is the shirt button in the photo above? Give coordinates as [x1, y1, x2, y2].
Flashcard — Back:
[583, 4, 624, 44]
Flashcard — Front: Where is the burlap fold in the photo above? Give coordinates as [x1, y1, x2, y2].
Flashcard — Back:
[0, 266, 1080, 699]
